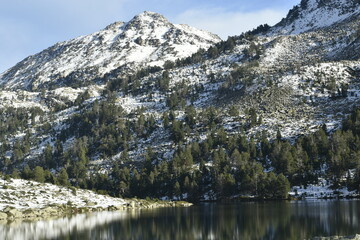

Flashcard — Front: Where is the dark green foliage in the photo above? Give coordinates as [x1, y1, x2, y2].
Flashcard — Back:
[43, 144, 55, 169]
[244, 42, 263, 59]
[228, 106, 239, 117]
[158, 71, 170, 92]
[58, 168, 70, 186]
[12, 107, 360, 202]
[171, 120, 185, 143]
[22, 165, 32, 180]
[106, 66, 162, 93]
[59, 98, 133, 158]
[185, 106, 197, 128]
[5, 61, 360, 205]
[248, 108, 259, 128]
[0, 107, 44, 139]
[74, 90, 91, 106]
[34, 166, 45, 183]
[166, 82, 189, 110]
[11, 169, 21, 179]
[163, 61, 174, 70]
[249, 24, 271, 35]
[207, 46, 219, 58]
[162, 112, 170, 128]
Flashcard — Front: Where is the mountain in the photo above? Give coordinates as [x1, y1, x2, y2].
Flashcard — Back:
[0, 11, 220, 90]
[271, 0, 360, 35]
[0, 1, 360, 202]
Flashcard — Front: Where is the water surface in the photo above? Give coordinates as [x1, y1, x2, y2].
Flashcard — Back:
[1, 200, 360, 240]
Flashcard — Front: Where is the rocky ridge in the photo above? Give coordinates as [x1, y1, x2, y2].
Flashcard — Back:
[271, 0, 360, 35]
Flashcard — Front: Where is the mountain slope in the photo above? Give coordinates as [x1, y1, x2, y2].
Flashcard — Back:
[0, 1, 360, 202]
[0, 11, 220, 90]
[271, 0, 360, 35]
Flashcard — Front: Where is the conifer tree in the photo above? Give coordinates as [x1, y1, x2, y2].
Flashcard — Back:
[34, 166, 45, 183]
[58, 168, 70, 186]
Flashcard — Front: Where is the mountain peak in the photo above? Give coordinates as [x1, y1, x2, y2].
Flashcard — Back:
[136, 11, 166, 20]
[125, 11, 171, 29]
[0, 11, 220, 90]
[103, 12, 167, 32]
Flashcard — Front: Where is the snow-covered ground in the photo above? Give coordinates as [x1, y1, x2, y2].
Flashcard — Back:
[0, 178, 126, 211]
[271, 0, 360, 35]
[290, 178, 359, 199]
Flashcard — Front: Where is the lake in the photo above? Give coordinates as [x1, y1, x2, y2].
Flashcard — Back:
[1, 200, 360, 240]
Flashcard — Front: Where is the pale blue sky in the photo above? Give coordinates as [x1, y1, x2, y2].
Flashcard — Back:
[0, 0, 300, 73]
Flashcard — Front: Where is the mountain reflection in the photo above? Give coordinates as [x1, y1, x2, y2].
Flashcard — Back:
[1, 200, 360, 240]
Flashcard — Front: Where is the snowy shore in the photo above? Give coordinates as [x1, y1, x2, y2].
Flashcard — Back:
[0, 178, 191, 222]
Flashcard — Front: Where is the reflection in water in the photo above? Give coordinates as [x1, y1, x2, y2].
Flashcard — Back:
[1, 200, 360, 240]
[0, 211, 132, 240]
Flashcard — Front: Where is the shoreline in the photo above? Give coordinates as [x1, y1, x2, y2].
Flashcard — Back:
[5, 195, 359, 223]
[312, 234, 360, 240]
[0, 199, 192, 223]
[196, 194, 360, 205]
[0, 178, 192, 223]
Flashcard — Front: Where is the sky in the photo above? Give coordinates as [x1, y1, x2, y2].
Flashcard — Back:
[0, 0, 300, 73]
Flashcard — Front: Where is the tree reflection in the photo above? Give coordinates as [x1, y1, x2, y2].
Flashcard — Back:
[2, 200, 360, 240]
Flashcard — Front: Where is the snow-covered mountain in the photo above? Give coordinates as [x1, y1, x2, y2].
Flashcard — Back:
[0, 11, 220, 90]
[0, 2, 358, 149]
[0, 1, 360, 201]
[271, 0, 360, 35]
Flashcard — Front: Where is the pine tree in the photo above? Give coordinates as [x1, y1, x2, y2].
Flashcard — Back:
[11, 169, 21, 179]
[34, 166, 45, 183]
[228, 105, 239, 117]
[230, 149, 241, 165]
[162, 112, 170, 128]
[44, 169, 57, 184]
[275, 174, 290, 199]
[185, 106, 197, 128]
[44, 144, 55, 169]
[173, 181, 181, 199]
[171, 120, 185, 143]
[119, 181, 129, 197]
[58, 168, 70, 186]
[22, 165, 32, 180]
